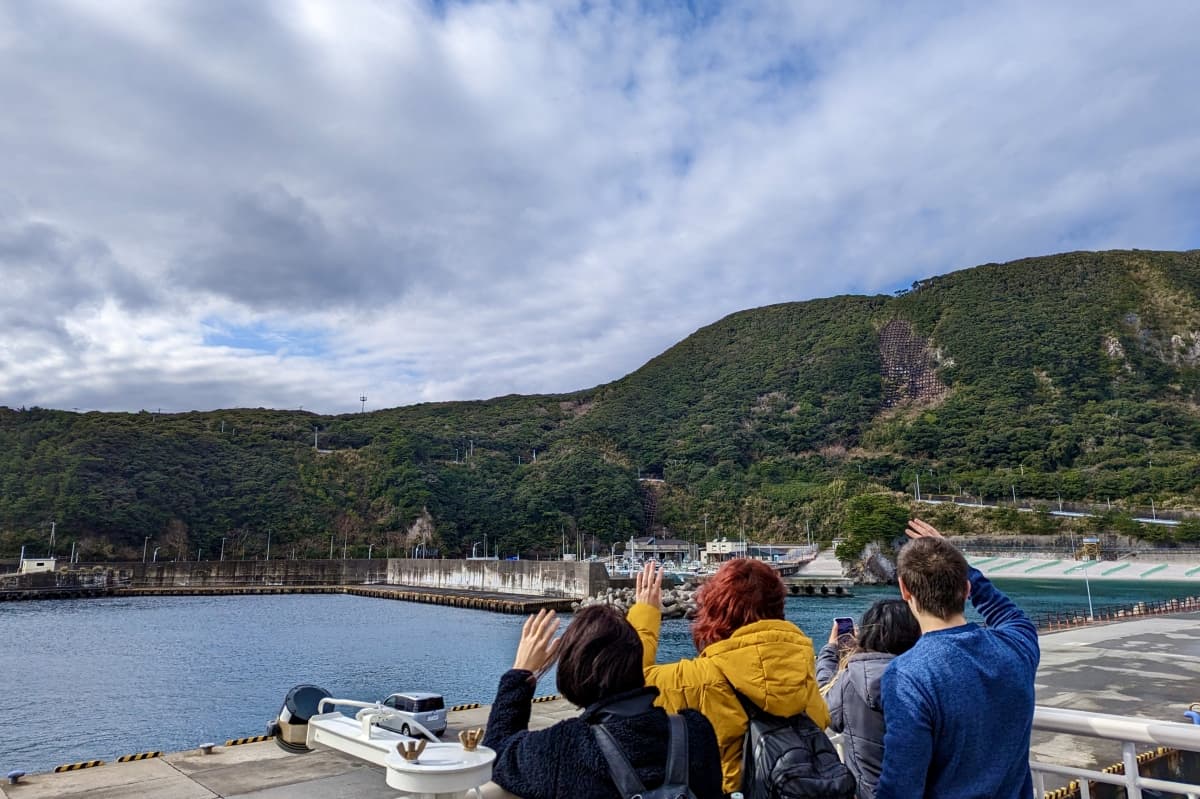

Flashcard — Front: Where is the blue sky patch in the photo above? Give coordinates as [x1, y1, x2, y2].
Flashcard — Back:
[202, 319, 329, 357]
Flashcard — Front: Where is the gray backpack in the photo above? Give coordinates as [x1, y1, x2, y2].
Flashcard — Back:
[735, 690, 857, 799]
[591, 714, 698, 799]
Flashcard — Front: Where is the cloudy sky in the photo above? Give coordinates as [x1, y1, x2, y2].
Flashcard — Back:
[2, 1, 1198, 414]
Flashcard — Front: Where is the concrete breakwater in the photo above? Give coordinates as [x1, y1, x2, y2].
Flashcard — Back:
[1, 558, 608, 612]
[123, 557, 607, 597]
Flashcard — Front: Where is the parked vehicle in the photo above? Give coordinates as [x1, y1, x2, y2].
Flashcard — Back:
[375, 691, 447, 737]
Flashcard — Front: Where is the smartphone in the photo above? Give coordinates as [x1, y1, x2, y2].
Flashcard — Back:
[835, 617, 855, 637]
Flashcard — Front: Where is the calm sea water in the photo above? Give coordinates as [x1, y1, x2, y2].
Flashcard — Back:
[0, 578, 1194, 773]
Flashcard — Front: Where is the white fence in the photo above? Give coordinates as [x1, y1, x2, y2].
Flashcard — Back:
[1031, 706, 1200, 798]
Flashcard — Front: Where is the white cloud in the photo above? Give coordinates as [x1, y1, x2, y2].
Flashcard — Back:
[1, 0, 1198, 413]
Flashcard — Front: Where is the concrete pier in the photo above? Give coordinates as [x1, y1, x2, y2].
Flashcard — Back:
[1, 558, 608, 612]
[6, 611, 1199, 798]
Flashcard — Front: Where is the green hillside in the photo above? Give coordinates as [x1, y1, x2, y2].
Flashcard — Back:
[3, 250, 1199, 560]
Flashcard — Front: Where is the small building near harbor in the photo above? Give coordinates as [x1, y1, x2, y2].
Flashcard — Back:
[703, 539, 748, 562]
[18, 550, 56, 574]
[627, 536, 691, 563]
[703, 540, 815, 563]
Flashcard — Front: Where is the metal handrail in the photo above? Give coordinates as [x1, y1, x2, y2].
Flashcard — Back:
[1031, 706, 1200, 799]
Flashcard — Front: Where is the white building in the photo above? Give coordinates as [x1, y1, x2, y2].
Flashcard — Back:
[18, 547, 56, 574]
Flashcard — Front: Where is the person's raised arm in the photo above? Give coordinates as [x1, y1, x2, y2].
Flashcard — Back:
[968, 568, 1039, 666]
[815, 622, 842, 687]
[626, 561, 702, 711]
[483, 610, 564, 799]
[629, 561, 664, 669]
[484, 610, 561, 746]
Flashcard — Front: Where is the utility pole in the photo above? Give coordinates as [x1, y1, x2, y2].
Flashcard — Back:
[915, 472, 921, 502]
[220, 537, 226, 561]
[360, 394, 367, 413]
[265, 529, 271, 561]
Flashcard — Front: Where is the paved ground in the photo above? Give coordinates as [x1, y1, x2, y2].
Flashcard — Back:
[1031, 611, 1200, 774]
[5, 614, 1198, 798]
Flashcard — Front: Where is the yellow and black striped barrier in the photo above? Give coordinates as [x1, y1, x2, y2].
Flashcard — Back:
[1042, 781, 1077, 799]
[1044, 746, 1177, 798]
[450, 702, 483, 711]
[116, 751, 162, 762]
[532, 694, 561, 704]
[54, 760, 105, 772]
[225, 734, 273, 747]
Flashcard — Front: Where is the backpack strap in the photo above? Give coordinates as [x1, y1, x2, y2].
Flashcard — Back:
[664, 714, 689, 787]
[592, 715, 690, 797]
[730, 686, 762, 721]
[591, 723, 648, 797]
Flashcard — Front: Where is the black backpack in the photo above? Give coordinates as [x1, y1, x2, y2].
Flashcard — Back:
[591, 713, 698, 799]
[735, 691, 857, 799]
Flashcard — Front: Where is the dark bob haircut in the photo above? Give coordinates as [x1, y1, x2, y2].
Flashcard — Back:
[691, 558, 786, 653]
[555, 604, 644, 708]
[856, 598, 921, 656]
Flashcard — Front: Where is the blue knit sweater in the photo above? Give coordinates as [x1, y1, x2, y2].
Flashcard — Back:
[874, 568, 1039, 799]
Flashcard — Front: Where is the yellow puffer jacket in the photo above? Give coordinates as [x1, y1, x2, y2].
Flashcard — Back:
[627, 602, 830, 794]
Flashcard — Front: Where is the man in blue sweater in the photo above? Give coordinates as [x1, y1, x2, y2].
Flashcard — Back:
[875, 519, 1040, 799]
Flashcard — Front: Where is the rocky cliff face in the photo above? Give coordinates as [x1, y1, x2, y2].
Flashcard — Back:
[845, 542, 897, 585]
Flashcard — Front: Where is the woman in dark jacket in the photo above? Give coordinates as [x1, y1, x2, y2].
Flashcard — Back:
[483, 606, 723, 799]
[816, 599, 921, 799]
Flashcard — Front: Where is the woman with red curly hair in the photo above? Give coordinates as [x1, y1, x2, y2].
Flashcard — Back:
[628, 558, 830, 794]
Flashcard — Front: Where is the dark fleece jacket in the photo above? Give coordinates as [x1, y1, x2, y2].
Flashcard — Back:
[483, 669, 724, 799]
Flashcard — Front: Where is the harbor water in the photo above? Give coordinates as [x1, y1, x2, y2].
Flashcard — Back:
[0, 578, 1194, 774]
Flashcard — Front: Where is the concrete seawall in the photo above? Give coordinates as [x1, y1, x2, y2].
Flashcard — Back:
[386, 558, 604, 598]
[63, 558, 610, 600]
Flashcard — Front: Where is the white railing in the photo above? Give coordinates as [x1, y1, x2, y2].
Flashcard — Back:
[1031, 706, 1200, 799]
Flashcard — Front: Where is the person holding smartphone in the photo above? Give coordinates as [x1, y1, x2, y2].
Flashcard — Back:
[817, 599, 921, 799]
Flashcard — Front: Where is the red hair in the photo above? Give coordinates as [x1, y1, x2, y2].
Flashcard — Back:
[691, 558, 787, 652]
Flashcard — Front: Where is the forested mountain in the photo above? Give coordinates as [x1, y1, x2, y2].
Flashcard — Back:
[3, 250, 1199, 560]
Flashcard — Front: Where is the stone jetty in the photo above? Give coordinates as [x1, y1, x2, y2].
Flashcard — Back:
[572, 584, 699, 619]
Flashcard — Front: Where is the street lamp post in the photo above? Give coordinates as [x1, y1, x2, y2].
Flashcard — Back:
[220, 537, 226, 562]
[265, 529, 271, 561]
[472, 541, 481, 559]
[368, 543, 374, 560]
[1082, 558, 1095, 620]
[143, 537, 151, 563]
[152, 547, 160, 563]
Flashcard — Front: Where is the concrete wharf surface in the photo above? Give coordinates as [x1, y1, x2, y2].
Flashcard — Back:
[1030, 610, 1200, 775]
[5, 613, 1199, 798]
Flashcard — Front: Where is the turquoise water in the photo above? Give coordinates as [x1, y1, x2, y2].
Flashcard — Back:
[0, 579, 1194, 773]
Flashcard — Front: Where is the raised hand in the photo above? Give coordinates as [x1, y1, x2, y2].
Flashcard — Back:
[512, 609, 562, 680]
[634, 560, 663, 610]
[906, 518, 945, 540]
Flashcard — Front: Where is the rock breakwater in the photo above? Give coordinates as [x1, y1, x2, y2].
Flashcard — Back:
[572, 584, 699, 619]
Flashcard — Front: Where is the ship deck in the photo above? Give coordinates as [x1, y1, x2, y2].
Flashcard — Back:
[4, 612, 1198, 798]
